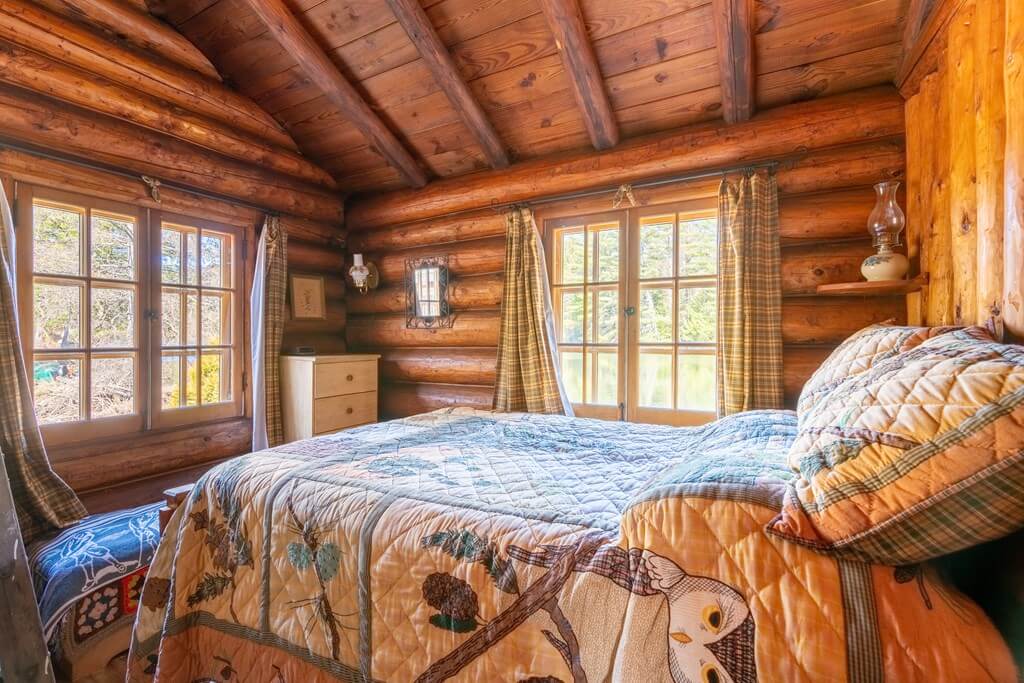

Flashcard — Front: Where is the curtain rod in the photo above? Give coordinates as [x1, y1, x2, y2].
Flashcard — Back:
[0, 139, 279, 216]
[525, 160, 779, 209]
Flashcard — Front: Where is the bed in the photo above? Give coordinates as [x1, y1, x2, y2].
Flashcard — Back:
[127, 406, 1015, 682]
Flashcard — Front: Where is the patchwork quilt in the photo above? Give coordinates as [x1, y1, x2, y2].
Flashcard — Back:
[128, 409, 1016, 682]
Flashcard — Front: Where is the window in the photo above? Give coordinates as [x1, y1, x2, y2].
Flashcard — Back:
[16, 187, 245, 445]
[545, 201, 718, 425]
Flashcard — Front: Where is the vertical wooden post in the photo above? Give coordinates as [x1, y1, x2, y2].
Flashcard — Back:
[1005, 0, 1024, 339]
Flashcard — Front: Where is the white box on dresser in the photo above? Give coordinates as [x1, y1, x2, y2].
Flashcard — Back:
[280, 354, 380, 443]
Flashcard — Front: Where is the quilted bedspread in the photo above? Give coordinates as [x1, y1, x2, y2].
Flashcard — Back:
[128, 408, 1015, 682]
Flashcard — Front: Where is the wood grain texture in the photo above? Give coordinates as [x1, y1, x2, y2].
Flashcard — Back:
[346, 310, 501, 348]
[240, 0, 428, 187]
[347, 87, 904, 229]
[0, 85, 344, 221]
[347, 273, 503, 314]
[1006, 0, 1024, 338]
[781, 296, 907, 344]
[371, 236, 506, 283]
[385, 0, 508, 168]
[380, 380, 493, 418]
[0, 40, 336, 188]
[51, 417, 252, 492]
[712, 0, 754, 123]
[377, 347, 498, 386]
[537, 0, 619, 149]
[0, 0, 295, 150]
[31, 0, 221, 80]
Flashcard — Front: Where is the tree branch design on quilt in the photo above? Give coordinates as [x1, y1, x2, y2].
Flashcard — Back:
[418, 529, 757, 683]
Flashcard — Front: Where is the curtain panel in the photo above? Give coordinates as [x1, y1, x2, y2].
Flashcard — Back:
[0, 181, 85, 542]
[716, 171, 784, 416]
[250, 215, 287, 451]
[493, 207, 573, 415]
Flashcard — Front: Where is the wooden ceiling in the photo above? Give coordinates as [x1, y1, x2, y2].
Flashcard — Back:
[152, 0, 908, 196]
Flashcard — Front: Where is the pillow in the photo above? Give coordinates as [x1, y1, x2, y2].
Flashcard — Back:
[767, 326, 1024, 565]
[796, 322, 960, 416]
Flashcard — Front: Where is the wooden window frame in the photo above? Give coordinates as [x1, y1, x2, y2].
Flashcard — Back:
[542, 197, 718, 426]
[150, 211, 246, 430]
[14, 184, 248, 447]
[627, 201, 718, 427]
[16, 186, 147, 446]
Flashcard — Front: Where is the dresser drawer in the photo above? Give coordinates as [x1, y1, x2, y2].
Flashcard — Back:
[313, 391, 377, 434]
[313, 360, 378, 398]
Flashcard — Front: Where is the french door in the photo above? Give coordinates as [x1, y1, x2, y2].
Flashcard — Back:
[545, 200, 718, 425]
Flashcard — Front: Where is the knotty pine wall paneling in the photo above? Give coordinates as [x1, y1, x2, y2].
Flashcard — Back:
[903, 0, 1023, 340]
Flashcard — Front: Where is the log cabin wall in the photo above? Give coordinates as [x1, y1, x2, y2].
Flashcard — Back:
[0, 0, 349, 512]
[346, 87, 908, 417]
[0, 152, 346, 513]
[902, 0, 1024, 340]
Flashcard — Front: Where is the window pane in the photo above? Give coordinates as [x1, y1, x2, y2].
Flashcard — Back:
[592, 350, 617, 405]
[161, 354, 181, 408]
[639, 351, 672, 408]
[201, 293, 230, 346]
[639, 221, 673, 279]
[91, 356, 134, 417]
[560, 350, 583, 403]
[201, 352, 230, 404]
[33, 358, 81, 423]
[587, 289, 618, 343]
[33, 204, 81, 276]
[91, 214, 135, 281]
[560, 290, 584, 343]
[678, 287, 716, 343]
[162, 289, 182, 346]
[201, 232, 230, 288]
[91, 286, 135, 348]
[639, 287, 673, 343]
[559, 230, 584, 284]
[185, 353, 199, 406]
[679, 218, 717, 277]
[186, 231, 199, 285]
[593, 228, 619, 283]
[34, 281, 82, 349]
[161, 229, 182, 284]
[678, 353, 716, 412]
[186, 292, 199, 347]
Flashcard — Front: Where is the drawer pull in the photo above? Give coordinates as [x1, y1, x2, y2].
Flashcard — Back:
[346, 374, 354, 381]
[346, 407, 354, 414]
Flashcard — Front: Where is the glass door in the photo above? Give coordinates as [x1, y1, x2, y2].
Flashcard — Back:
[626, 203, 718, 426]
[546, 211, 627, 420]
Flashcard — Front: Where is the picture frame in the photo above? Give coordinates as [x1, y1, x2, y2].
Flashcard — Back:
[289, 273, 326, 320]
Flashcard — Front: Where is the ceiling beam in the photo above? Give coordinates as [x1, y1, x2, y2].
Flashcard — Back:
[896, 0, 968, 96]
[384, 0, 509, 169]
[536, 0, 619, 150]
[902, 0, 937, 57]
[712, 0, 755, 124]
[241, 0, 428, 188]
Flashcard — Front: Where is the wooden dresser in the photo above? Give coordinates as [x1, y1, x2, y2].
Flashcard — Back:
[280, 354, 380, 443]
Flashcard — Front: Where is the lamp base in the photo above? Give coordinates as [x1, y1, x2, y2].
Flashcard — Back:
[861, 249, 909, 282]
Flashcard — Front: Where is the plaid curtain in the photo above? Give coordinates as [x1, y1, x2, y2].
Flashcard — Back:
[493, 207, 572, 415]
[0, 181, 85, 542]
[716, 171, 784, 416]
[250, 215, 287, 450]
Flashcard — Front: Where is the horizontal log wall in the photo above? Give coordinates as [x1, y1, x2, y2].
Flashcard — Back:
[347, 93, 907, 417]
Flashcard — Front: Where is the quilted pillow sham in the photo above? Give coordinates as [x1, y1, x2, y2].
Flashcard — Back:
[768, 326, 1024, 565]
[796, 322, 960, 416]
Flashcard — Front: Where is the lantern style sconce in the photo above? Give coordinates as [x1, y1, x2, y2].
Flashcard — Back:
[348, 253, 379, 294]
[861, 181, 909, 281]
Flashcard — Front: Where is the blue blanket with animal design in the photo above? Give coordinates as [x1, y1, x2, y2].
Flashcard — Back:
[28, 502, 161, 638]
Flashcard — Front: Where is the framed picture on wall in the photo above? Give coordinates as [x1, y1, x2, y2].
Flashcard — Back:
[289, 273, 326, 320]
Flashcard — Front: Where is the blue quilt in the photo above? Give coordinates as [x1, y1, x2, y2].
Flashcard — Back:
[28, 502, 162, 638]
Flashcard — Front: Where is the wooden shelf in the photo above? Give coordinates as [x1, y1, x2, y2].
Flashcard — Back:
[816, 274, 928, 296]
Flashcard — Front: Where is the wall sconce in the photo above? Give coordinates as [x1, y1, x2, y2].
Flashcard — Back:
[348, 253, 379, 294]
